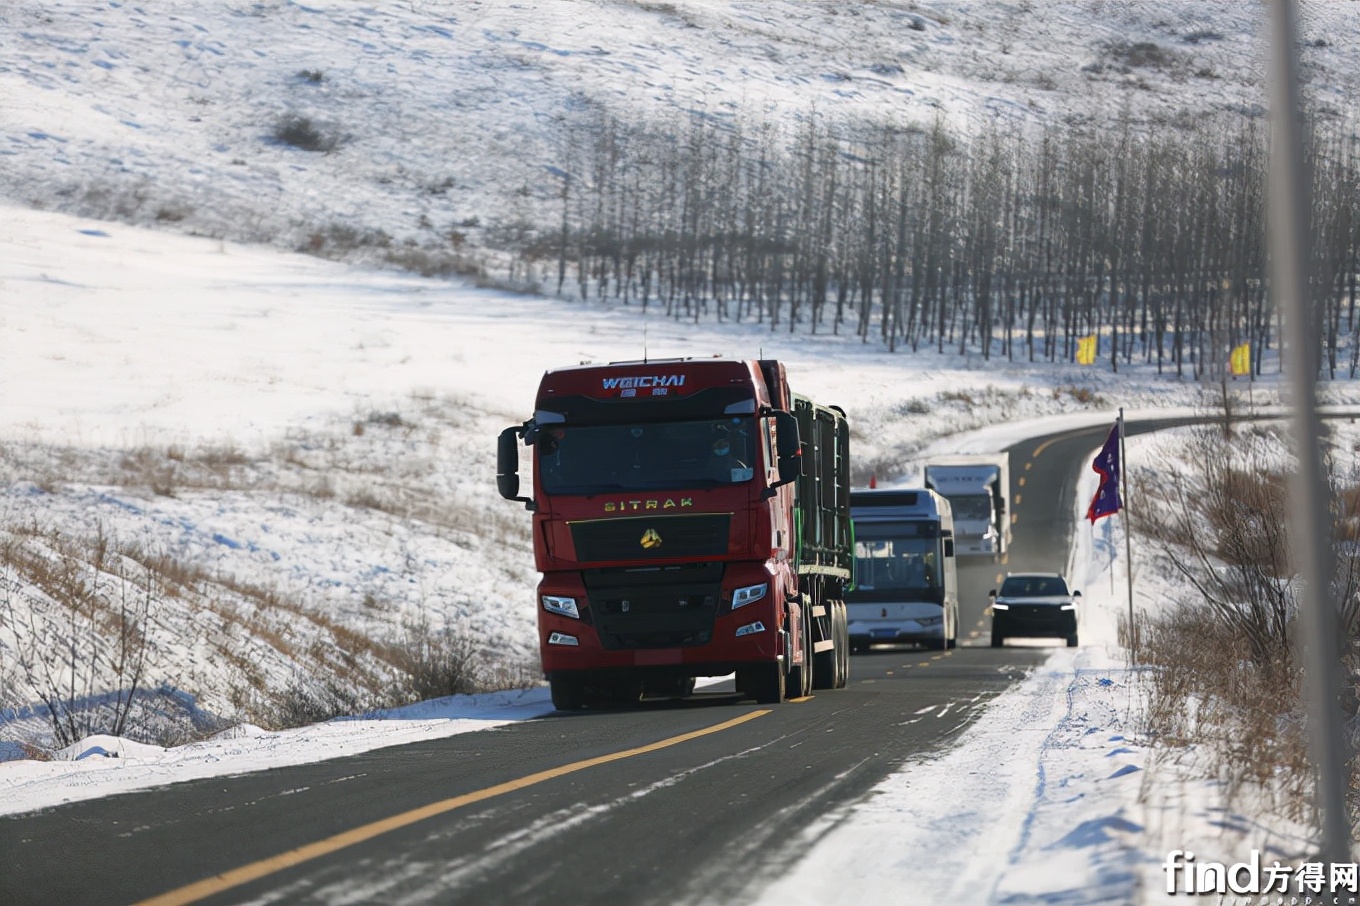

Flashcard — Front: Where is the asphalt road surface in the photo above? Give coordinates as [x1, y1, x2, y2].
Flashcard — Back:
[0, 418, 1198, 906]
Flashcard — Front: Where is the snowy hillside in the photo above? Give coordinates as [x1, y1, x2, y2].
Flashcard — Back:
[5, 3, 1360, 903]
[3, 1, 1358, 267]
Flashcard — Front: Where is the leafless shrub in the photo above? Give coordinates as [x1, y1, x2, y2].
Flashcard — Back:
[273, 114, 343, 152]
[1053, 385, 1104, 406]
[1139, 598, 1311, 821]
[389, 614, 482, 702]
[1, 523, 157, 748]
[383, 246, 484, 279]
[303, 222, 392, 255]
[1102, 40, 1179, 72]
[266, 675, 369, 729]
[1136, 413, 1360, 830]
[387, 613, 539, 703]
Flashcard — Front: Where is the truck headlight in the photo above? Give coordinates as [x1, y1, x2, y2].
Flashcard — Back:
[542, 595, 580, 619]
[731, 583, 768, 609]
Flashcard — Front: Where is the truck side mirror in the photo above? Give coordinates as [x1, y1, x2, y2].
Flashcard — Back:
[773, 410, 802, 486]
[498, 426, 535, 510]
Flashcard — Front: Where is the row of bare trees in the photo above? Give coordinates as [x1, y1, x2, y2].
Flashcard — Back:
[509, 109, 1360, 378]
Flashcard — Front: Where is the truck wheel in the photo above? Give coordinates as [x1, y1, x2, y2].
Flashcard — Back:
[786, 605, 813, 697]
[800, 607, 815, 696]
[835, 601, 850, 688]
[812, 603, 835, 691]
[990, 630, 1004, 648]
[550, 675, 585, 712]
[738, 662, 785, 704]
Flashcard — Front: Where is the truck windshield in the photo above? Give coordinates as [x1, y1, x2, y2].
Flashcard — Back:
[852, 526, 940, 592]
[946, 495, 993, 521]
[537, 417, 758, 494]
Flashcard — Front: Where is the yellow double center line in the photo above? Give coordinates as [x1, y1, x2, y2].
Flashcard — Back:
[138, 710, 769, 906]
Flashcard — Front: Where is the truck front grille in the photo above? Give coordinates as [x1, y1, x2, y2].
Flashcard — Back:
[584, 563, 723, 650]
[569, 514, 731, 563]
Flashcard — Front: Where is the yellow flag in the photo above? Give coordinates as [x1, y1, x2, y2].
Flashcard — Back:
[1230, 342, 1250, 376]
[1076, 334, 1097, 365]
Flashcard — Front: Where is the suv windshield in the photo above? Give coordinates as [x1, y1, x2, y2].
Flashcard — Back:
[1000, 575, 1069, 597]
[537, 417, 758, 494]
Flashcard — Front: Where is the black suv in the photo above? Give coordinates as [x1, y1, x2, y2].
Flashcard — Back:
[989, 572, 1080, 648]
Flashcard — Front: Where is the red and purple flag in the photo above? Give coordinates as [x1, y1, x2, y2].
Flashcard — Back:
[1086, 423, 1122, 523]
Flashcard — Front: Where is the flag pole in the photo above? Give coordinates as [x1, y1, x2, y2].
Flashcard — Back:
[1118, 407, 1136, 662]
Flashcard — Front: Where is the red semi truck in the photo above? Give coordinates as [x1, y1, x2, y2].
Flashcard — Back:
[497, 358, 853, 710]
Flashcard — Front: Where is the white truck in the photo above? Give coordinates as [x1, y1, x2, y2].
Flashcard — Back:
[922, 454, 1011, 559]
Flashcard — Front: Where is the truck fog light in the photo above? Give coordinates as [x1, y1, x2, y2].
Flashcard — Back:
[547, 632, 579, 646]
[732, 583, 768, 609]
[735, 621, 766, 637]
[542, 596, 580, 619]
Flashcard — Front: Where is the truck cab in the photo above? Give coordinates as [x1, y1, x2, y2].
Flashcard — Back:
[498, 358, 852, 709]
[922, 455, 1010, 559]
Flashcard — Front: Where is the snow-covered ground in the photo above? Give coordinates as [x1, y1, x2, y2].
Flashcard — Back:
[3, 1, 1358, 260]
[1, 203, 1350, 904]
[4, 2, 1360, 903]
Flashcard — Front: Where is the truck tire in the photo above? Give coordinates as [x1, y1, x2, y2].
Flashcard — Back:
[739, 662, 785, 704]
[833, 600, 850, 688]
[550, 675, 586, 712]
[812, 599, 837, 691]
[786, 603, 813, 697]
[813, 600, 849, 690]
[990, 629, 1004, 648]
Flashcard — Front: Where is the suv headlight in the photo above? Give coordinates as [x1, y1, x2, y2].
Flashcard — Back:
[542, 595, 580, 619]
[732, 583, 768, 609]
[991, 602, 1009, 611]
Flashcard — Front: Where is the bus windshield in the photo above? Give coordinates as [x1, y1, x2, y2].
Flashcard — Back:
[537, 417, 758, 494]
[852, 524, 941, 592]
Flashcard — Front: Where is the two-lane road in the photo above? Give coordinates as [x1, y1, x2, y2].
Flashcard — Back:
[2, 421, 1181, 906]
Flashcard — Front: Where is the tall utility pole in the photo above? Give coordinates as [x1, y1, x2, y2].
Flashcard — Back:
[1266, 0, 1350, 866]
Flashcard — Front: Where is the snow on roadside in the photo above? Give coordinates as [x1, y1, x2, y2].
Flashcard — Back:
[750, 429, 1152, 905]
[0, 688, 553, 818]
